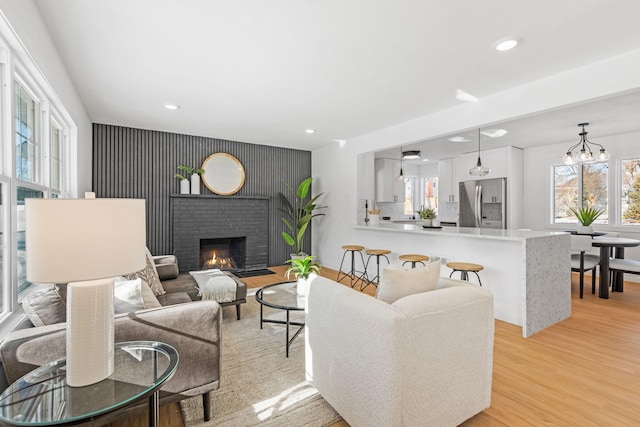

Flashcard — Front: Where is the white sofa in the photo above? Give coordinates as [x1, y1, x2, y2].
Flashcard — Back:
[305, 276, 494, 427]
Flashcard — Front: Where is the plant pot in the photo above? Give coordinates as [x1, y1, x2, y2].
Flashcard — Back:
[577, 225, 593, 234]
[297, 272, 317, 296]
[179, 178, 190, 194]
[368, 214, 379, 225]
[290, 253, 308, 261]
[190, 174, 200, 195]
[422, 219, 432, 227]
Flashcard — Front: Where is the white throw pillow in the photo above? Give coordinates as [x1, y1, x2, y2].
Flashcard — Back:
[376, 260, 441, 304]
[113, 277, 162, 313]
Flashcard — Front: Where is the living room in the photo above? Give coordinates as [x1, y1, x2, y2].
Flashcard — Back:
[1, 1, 640, 426]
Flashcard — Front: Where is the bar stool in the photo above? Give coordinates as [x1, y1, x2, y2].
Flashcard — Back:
[361, 249, 391, 291]
[447, 262, 484, 286]
[337, 245, 366, 288]
[398, 254, 430, 268]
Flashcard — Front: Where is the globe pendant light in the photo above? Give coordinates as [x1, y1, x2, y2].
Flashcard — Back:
[469, 128, 490, 176]
[562, 123, 609, 165]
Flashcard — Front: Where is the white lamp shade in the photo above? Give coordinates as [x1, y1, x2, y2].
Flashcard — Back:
[26, 199, 147, 283]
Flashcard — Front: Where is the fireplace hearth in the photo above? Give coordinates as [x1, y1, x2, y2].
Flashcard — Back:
[200, 237, 246, 270]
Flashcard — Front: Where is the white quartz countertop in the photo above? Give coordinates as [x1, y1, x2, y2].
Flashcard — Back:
[354, 222, 566, 241]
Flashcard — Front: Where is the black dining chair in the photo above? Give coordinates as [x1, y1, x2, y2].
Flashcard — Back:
[570, 235, 599, 298]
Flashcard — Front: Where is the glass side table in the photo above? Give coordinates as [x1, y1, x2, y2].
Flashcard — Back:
[255, 281, 305, 357]
[0, 341, 179, 427]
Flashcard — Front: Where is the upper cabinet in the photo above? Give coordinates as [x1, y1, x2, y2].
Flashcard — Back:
[375, 158, 405, 202]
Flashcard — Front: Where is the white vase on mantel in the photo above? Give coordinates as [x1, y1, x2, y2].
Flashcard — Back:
[179, 178, 190, 195]
[577, 225, 593, 235]
[191, 174, 200, 195]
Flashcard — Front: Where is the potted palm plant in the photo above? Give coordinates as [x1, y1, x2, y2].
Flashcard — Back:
[570, 206, 604, 234]
[416, 207, 437, 226]
[278, 177, 326, 258]
[285, 255, 321, 295]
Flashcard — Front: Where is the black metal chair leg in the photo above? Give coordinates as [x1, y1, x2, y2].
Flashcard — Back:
[203, 391, 211, 421]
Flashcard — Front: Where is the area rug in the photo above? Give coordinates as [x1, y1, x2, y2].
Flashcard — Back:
[179, 295, 342, 426]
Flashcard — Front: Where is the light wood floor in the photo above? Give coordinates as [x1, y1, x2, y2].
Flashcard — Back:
[109, 267, 640, 426]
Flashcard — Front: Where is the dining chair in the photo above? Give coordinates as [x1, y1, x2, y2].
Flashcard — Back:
[570, 235, 599, 298]
[608, 258, 640, 281]
[604, 232, 620, 286]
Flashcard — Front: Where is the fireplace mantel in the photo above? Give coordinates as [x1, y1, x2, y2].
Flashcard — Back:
[171, 195, 269, 272]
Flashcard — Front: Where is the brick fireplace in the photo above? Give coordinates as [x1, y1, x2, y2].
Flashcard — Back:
[171, 195, 269, 273]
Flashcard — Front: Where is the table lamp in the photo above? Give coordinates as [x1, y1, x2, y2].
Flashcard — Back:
[25, 198, 146, 387]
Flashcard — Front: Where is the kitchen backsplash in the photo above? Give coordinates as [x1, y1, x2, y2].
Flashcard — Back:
[438, 201, 459, 223]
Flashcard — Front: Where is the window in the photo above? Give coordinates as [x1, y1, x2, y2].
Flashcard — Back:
[15, 83, 38, 183]
[621, 158, 640, 225]
[404, 178, 415, 215]
[50, 123, 62, 190]
[553, 163, 608, 224]
[16, 187, 43, 294]
[423, 177, 438, 213]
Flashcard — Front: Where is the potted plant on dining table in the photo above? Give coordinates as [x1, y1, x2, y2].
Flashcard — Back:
[570, 206, 604, 234]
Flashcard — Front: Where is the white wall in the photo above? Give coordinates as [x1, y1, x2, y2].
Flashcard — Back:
[0, 0, 92, 194]
[313, 48, 640, 270]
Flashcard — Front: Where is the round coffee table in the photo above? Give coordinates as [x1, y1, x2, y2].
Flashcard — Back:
[255, 281, 304, 357]
[0, 341, 178, 426]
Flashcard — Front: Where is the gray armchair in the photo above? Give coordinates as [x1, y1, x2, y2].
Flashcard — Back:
[0, 300, 221, 425]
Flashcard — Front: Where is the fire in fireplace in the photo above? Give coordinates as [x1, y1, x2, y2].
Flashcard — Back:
[200, 237, 246, 270]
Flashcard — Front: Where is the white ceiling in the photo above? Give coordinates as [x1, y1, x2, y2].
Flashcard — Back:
[33, 0, 640, 151]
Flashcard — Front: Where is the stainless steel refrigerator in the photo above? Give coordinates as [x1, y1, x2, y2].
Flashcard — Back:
[459, 178, 507, 229]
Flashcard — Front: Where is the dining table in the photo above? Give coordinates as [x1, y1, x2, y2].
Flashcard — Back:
[591, 235, 640, 298]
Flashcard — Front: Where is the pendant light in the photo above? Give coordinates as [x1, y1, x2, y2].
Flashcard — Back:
[396, 147, 405, 181]
[562, 123, 610, 165]
[468, 128, 490, 176]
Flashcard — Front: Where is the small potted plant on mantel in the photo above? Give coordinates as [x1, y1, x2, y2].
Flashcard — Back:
[570, 206, 604, 234]
[285, 255, 321, 296]
[175, 165, 205, 195]
[416, 207, 437, 227]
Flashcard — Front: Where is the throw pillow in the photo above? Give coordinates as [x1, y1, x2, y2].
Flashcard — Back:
[22, 285, 67, 326]
[113, 277, 162, 313]
[125, 247, 166, 296]
[376, 260, 441, 304]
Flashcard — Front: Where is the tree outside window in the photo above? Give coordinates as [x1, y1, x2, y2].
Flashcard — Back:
[621, 158, 640, 224]
[553, 163, 608, 224]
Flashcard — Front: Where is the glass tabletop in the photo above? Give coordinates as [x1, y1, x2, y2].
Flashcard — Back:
[0, 341, 179, 426]
[255, 281, 305, 310]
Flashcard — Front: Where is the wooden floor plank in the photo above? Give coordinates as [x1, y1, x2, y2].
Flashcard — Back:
[105, 267, 640, 426]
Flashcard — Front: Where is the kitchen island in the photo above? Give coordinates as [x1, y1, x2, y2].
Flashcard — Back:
[354, 222, 571, 337]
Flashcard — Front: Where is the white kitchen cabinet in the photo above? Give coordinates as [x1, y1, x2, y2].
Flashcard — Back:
[438, 158, 458, 202]
[375, 158, 405, 202]
[460, 147, 508, 181]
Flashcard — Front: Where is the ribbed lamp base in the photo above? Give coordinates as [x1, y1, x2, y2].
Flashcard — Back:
[66, 278, 115, 387]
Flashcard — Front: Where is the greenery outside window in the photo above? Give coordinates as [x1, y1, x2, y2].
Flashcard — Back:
[621, 158, 640, 225]
[16, 187, 44, 294]
[15, 82, 39, 184]
[553, 163, 608, 224]
[423, 177, 438, 214]
[404, 178, 415, 215]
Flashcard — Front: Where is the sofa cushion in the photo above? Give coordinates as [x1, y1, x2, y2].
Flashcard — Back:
[21, 286, 67, 327]
[125, 248, 166, 296]
[376, 260, 441, 304]
[114, 277, 162, 313]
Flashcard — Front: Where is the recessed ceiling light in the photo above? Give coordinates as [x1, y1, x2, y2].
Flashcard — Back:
[455, 89, 479, 103]
[448, 136, 471, 143]
[481, 129, 508, 138]
[494, 36, 523, 52]
[164, 104, 180, 110]
[422, 158, 430, 162]
[305, 129, 316, 134]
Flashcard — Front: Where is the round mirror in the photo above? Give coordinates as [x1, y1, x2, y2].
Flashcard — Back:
[201, 153, 245, 195]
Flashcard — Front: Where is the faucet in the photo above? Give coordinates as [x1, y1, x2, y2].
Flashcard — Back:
[364, 199, 370, 223]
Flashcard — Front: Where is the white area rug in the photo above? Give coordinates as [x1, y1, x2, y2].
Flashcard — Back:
[179, 295, 341, 426]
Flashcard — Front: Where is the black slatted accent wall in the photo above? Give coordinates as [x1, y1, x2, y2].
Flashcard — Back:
[92, 124, 312, 265]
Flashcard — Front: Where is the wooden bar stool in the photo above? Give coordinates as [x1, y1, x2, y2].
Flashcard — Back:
[399, 254, 430, 268]
[361, 249, 391, 291]
[336, 245, 366, 288]
[447, 262, 484, 286]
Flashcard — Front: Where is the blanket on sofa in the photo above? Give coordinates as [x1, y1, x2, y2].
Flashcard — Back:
[189, 269, 237, 303]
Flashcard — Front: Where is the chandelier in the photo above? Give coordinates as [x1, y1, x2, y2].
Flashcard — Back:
[562, 123, 610, 165]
